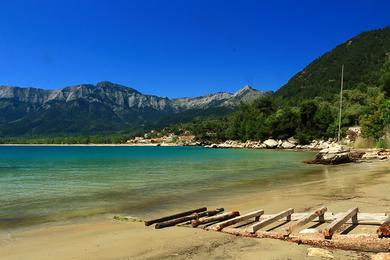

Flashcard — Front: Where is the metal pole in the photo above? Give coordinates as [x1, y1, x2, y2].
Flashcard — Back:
[337, 64, 344, 143]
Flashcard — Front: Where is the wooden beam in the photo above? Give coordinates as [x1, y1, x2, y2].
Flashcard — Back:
[191, 211, 240, 227]
[210, 209, 264, 231]
[144, 207, 207, 226]
[247, 208, 294, 233]
[323, 207, 358, 239]
[155, 208, 224, 229]
[258, 212, 388, 225]
[377, 217, 390, 238]
[220, 227, 390, 253]
[285, 207, 327, 235]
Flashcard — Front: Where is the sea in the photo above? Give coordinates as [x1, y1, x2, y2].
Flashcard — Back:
[0, 146, 320, 229]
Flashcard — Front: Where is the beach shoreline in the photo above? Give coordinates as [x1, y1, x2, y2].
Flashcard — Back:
[0, 160, 389, 259]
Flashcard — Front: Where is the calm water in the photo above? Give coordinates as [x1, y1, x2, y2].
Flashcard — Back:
[0, 146, 319, 229]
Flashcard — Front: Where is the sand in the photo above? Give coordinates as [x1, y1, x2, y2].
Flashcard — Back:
[0, 160, 389, 260]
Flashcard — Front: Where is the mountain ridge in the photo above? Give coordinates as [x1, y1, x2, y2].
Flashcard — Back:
[0, 82, 267, 109]
[0, 82, 269, 136]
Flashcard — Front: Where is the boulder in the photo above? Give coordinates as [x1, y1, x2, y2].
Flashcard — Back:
[320, 144, 350, 154]
[259, 143, 267, 148]
[362, 152, 379, 160]
[281, 141, 296, 149]
[263, 139, 278, 148]
[306, 145, 354, 165]
[287, 136, 298, 145]
[318, 141, 331, 150]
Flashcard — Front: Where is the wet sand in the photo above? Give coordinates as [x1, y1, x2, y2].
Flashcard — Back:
[0, 160, 389, 260]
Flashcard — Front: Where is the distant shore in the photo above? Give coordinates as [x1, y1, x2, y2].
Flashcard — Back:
[0, 143, 181, 147]
[2, 142, 389, 165]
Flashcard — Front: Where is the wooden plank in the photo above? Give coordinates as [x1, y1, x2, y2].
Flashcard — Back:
[155, 208, 224, 229]
[323, 207, 358, 239]
[285, 207, 327, 235]
[191, 211, 240, 227]
[247, 208, 294, 233]
[144, 207, 207, 226]
[211, 209, 264, 231]
[257, 212, 387, 225]
[377, 217, 390, 238]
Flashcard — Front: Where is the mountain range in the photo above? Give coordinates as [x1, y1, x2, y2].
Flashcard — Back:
[1, 26, 390, 137]
[0, 82, 268, 135]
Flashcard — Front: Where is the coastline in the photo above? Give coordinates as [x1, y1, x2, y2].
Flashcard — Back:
[0, 143, 180, 146]
[0, 160, 389, 259]
[2, 142, 389, 165]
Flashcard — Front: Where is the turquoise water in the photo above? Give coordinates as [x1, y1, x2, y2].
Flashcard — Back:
[0, 146, 318, 229]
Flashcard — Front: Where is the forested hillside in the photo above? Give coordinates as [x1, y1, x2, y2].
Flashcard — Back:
[170, 27, 390, 146]
[276, 27, 390, 100]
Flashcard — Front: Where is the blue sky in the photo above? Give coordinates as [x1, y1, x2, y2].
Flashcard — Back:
[1, 0, 390, 98]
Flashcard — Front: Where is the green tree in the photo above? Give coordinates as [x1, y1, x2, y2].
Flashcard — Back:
[380, 59, 390, 98]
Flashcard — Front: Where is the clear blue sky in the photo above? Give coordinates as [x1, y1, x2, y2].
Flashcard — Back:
[1, 0, 390, 98]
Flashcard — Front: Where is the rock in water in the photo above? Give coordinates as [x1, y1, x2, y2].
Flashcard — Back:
[307, 248, 334, 259]
[263, 139, 278, 148]
[305, 145, 355, 165]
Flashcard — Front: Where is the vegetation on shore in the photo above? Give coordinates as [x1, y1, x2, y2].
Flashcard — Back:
[166, 59, 390, 147]
[1, 27, 389, 146]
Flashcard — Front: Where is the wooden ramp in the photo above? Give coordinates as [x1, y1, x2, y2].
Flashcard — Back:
[144, 206, 390, 253]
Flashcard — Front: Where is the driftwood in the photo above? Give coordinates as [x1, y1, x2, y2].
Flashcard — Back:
[247, 208, 294, 233]
[155, 208, 224, 229]
[377, 218, 390, 238]
[323, 207, 358, 239]
[145, 206, 390, 253]
[191, 211, 240, 227]
[285, 207, 327, 236]
[144, 207, 207, 226]
[210, 209, 264, 231]
[221, 227, 390, 253]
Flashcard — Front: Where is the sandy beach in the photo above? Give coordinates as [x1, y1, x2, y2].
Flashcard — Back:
[0, 160, 389, 260]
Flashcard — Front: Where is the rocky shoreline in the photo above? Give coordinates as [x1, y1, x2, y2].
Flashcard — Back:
[204, 138, 390, 165]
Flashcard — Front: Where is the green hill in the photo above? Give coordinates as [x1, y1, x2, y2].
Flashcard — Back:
[174, 27, 390, 145]
[276, 27, 390, 99]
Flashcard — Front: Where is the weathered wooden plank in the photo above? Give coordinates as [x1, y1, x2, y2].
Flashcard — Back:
[210, 209, 264, 231]
[155, 208, 224, 229]
[323, 207, 358, 239]
[247, 208, 294, 233]
[191, 211, 240, 227]
[259, 212, 387, 225]
[144, 207, 207, 226]
[377, 217, 390, 238]
[285, 207, 327, 235]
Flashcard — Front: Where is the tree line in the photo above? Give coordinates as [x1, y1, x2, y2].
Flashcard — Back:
[168, 60, 390, 147]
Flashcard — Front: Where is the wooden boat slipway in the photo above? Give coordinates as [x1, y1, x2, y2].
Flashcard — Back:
[142, 206, 390, 253]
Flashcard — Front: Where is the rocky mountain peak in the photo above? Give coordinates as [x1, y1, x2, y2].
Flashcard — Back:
[234, 85, 256, 97]
[96, 81, 140, 94]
